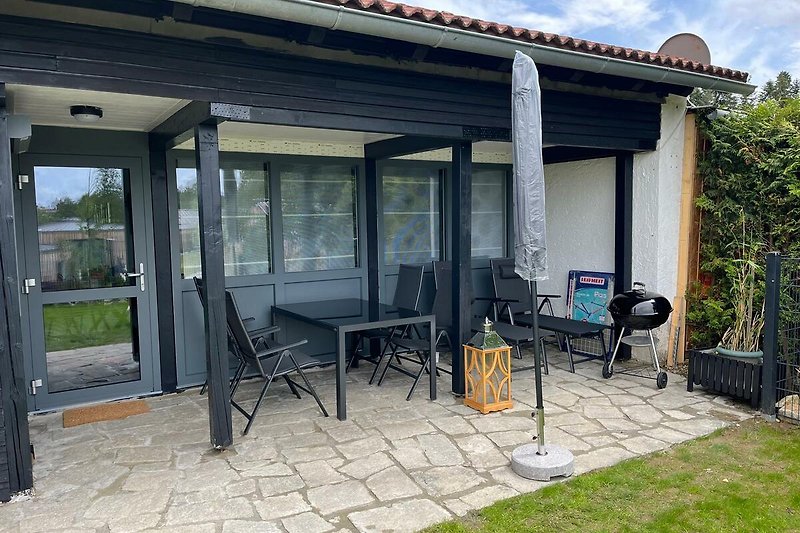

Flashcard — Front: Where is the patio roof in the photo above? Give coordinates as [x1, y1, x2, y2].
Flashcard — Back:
[308, 0, 749, 83]
[169, 0, 755, 95]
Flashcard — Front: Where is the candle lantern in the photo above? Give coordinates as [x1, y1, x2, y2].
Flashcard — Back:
[464, 319, 513, 414]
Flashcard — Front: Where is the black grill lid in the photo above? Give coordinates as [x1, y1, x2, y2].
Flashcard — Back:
[607, 282, 672, 330]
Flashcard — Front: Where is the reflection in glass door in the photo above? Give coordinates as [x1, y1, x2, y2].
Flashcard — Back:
[20, 159, 154, 410]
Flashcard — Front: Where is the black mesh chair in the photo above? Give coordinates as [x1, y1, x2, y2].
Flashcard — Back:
[194, 276, 277, 397]
[489, 258, 559, 322]
[347, 263, 424, 375]
[225, 290, 328, 435]
[377, 261, 454, 400]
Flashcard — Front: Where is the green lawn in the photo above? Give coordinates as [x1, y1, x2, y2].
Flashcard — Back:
[44, 300, 132, 352]
[426, 419, 800, 533]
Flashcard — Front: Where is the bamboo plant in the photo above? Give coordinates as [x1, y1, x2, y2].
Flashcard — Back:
[719, 213, 765, 353]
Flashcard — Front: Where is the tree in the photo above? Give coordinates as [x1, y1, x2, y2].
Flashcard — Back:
[690, 71, 799, 111]
[758, 71, 800, 104]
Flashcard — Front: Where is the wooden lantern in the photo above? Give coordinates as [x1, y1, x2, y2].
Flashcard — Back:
[464, 319, 513, 414]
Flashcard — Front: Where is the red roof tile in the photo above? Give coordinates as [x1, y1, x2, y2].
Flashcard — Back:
[309, 0, 749, 83]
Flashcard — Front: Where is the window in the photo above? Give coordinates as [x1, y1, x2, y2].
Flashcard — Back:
[471, 169, 507, 258]
[280, 164, 359, 272]
[177, 164, 271, 278]
[382, 166, 442, 265]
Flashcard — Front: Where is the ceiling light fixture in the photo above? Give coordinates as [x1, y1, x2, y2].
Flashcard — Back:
[70, 105, 103, 123]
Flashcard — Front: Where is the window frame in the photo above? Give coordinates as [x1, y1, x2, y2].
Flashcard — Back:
[173, 155, 274, 279]
[378, 160, 447, 268]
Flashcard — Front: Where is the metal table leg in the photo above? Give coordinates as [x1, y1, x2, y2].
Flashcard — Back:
[337, 328, 347, 420]
[429, 316, 437, 400]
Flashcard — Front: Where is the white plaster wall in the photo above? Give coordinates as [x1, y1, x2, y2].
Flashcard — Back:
[538, 157, 616, 317]
[632, 94, 687, 357]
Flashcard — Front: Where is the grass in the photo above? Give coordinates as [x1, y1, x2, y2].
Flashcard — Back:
[425, 419, 800, 533]
[44, 300, 132, 352]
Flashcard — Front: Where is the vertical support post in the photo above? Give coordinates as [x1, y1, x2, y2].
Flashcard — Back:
[451, 141, 472, 394]
[365, 158, 380, 359]
[0, 85, 33, 499]
[147, 139, 177, 392]
[194, 122, 232, 448]
[614, 152, 634, 359]
[761, 252, 780, 418]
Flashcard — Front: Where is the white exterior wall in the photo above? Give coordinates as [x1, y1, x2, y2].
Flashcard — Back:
[538, 95, 687, 359]
[537, 157, 616, 317]
[631, 95, 687, 357]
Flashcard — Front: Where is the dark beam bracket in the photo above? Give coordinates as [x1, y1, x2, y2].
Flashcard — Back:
[195, 122, 233, 448]
[364, 136, 454, 160]
[150, 101, 215, 150]
[0, 83, 33, 499]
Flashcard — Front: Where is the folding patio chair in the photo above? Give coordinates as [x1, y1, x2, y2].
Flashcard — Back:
[194, 276, 278, 397]
[225, 290, 328, 435]
[347, 263, 424, 376]
[376, 260, 454, 400]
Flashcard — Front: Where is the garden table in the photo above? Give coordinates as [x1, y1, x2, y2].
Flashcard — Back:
[272, 298, 436, 420]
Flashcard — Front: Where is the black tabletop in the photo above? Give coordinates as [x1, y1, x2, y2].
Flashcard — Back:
[273, 298, 426, 330]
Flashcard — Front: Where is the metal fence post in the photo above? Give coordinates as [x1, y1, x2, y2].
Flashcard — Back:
[761, 252, 780, 418]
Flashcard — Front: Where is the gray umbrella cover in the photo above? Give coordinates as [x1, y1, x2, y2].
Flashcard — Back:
[512, 51, 548, 282]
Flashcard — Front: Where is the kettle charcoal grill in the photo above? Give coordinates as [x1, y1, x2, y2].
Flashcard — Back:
[603, 282, 672, 389]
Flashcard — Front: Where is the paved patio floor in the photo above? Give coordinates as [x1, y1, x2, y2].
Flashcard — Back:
[0, 349, 755, 533]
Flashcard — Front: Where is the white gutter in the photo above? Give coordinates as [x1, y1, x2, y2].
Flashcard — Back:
[172, 0, 756, 95]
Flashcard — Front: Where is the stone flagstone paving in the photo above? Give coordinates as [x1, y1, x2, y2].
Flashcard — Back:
[0, 351, 754, 533]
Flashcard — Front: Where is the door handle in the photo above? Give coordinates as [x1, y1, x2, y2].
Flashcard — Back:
[126, 263, 146, 292]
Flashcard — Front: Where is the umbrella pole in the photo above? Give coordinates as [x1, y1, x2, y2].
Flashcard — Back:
[529, 280, 546, 455]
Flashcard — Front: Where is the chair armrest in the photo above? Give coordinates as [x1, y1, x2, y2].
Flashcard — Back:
[257, 338, 309, 357]
[248, 325, 279, 338]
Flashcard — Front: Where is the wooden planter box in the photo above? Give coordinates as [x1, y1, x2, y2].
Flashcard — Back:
[687, 349, 762, 409]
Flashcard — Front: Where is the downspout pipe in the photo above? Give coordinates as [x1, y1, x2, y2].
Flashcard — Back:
[171, 0, 755, 96]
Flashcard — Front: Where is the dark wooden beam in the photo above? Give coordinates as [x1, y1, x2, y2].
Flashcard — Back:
[0, 84, 33, 499]
[194, 122, 233, 448]
[150, 101, 214, 150]
[147, 137, 178, 393]
[365, 157, 381, 361]
[364, 136, 454, 160]
[543, 146, 621, 165]
[209, 104, 467, 139]
[451, 141, 473, 395]
[614, 152, 634, 359]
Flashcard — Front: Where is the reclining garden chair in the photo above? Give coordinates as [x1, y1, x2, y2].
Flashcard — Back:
[225, 290, 328, 435]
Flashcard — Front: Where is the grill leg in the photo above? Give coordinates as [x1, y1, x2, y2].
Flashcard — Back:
[648, 330, 662, 373]
[608, 327, 626, 369]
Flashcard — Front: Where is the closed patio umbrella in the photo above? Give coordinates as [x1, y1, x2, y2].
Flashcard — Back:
[510, 51, 574, 480]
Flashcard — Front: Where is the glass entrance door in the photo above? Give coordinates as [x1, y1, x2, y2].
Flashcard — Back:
[18, 156, 155, 410]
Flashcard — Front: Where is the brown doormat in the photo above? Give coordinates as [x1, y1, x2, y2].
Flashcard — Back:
[63, 399, 150, 428]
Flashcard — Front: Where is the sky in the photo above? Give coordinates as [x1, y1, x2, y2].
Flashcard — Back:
[416, 0, 800, 87]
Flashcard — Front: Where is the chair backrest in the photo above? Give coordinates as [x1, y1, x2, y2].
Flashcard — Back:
[225, 290, 259, 364]
[392, 264, 424, 310]
[431, 261, 453, 329]
[193, 276, 205, 307]
[490, 257, 531, 317]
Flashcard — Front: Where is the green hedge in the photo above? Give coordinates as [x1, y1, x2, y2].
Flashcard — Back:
[687, 98, 800, 348]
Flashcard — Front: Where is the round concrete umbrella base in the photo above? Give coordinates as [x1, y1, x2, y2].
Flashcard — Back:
[511, 444, 575, 481]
